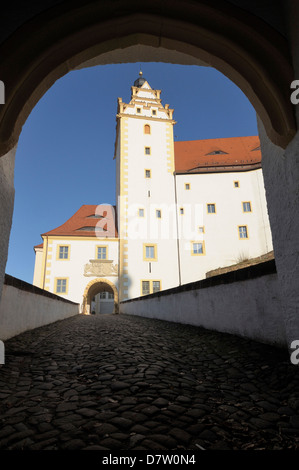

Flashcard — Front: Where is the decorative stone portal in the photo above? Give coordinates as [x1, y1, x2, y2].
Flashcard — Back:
[82, 278, 119, 315]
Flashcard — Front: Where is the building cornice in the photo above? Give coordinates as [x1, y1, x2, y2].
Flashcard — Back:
[116, 113, 176, 124]
[41, 235, 119, 242]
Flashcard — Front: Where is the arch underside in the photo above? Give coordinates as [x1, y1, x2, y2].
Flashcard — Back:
[0, 1, 296, 157]
[83, 278, 119, 315]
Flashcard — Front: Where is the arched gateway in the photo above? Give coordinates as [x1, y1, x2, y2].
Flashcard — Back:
[82, 278, 119, 315]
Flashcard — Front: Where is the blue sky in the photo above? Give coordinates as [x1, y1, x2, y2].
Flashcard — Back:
[5, 62, 258, 284]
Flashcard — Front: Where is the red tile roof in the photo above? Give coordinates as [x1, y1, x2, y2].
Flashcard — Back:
[34, 242, 44, 250]
[174, 136, 261, 173]
[40, 204, 118, 239]
[34, 136, 261, 249]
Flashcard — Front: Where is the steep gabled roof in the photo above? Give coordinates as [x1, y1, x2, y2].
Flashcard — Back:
[41, 204, 118, 239]
[174, 136, 261, 173]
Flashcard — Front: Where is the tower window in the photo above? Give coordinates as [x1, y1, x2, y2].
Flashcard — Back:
[144, 124, 151, 134]
[234, 181, 240, 188]
[207, 203, 216, 213]
[138, 208, 145, 217]
[180, 207, 184, 215]
[145, 146, 151, 155]
[242, 202, 252, 212]
[156, 209, 162, 218]
[238, 226, 249, 239]
[137, 108, 141, 113]
[152, 110, 156, 116]
[185, 183, 190, 190]
[145, 169, 151, 178]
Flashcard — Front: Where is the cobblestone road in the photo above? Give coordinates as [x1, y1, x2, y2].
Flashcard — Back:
[0, 313, 299, 451]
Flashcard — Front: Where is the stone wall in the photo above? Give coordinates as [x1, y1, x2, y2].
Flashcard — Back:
[0, 275, 79, 340]
[0, 148, 16, 304]
[120, 260, 287, 347]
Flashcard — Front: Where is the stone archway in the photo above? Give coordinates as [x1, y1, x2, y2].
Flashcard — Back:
[82, 278, 119, 315]
[0, 1, 299, 348]
[0, 1, 296, 156]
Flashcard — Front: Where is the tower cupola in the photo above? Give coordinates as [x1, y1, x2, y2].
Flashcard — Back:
[134, 70, 147, 88]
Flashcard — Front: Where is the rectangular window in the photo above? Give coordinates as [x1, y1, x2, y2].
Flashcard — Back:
[58, 245, 69, 260]
[144, 244, 157, 261]
[152, 281, 161, 293]
[238, 225, 248, 239]
[142, 281, 150, 295]
[56, 278, 68, 294]
[192, 242, 205, 255]
[145, 147, 151, 155]
[180, 207, 184, 215]
[145, 169, 151, 178]
[185, 183, 190, 190]
[97, 246, 107, 259]
[108, 292, 114, 299]
[234, 181, 240, 188]
[138, 208, 144, 217]
[146, 246, 155, 259]
[207, 203, 216, 213]
[243, 201, 252, 212]
[198, 226, 205, 233]
[141, 280, 161, 295]
[137, 108, 141, 113]
[152, 110, 156, 116]
[100, 292, 106, 299]
[156, 209, 162, 218]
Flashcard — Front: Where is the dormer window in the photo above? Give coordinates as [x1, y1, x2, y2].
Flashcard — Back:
[76, 226, 107, 232]
[205, 150, 227, 155]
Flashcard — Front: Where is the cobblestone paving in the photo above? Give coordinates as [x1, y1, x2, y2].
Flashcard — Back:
[0, 313, 299, 451]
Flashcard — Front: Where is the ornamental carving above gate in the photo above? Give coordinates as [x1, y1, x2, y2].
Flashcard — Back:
[84, 259, 118, 277]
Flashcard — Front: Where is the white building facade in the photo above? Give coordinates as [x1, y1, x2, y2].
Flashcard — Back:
[33, 73, 273, 312]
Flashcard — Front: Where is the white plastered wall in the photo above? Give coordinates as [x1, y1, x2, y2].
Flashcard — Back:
[255, 0, 299, 349]
[41, 238, 119, 308]
[176, 169, 273, 284]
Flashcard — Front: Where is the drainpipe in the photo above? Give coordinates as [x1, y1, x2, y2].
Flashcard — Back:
[173, 172, 182, 286]
[42, 236, 48, 290]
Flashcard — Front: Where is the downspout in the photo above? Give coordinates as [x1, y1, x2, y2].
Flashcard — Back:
[173, 172, 182, 286]
[42, 236, 48, 290]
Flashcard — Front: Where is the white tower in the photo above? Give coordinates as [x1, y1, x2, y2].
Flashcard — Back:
[114, 71, 180, 301]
